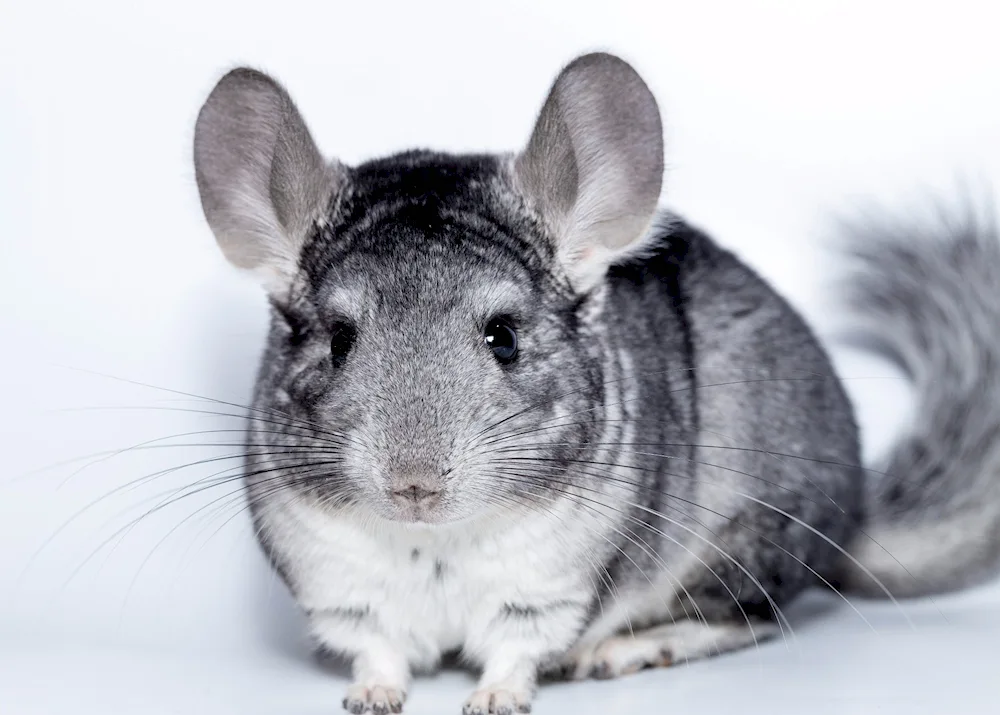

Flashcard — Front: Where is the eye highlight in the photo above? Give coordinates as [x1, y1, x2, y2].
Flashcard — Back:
[484, 317, 518, 365]
[330, 320, 356, 368]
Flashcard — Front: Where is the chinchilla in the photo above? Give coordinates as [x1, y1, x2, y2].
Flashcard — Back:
[191, 52, 1000, 714]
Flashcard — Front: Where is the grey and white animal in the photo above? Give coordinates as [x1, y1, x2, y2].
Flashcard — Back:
[192, 52, 1000, 714]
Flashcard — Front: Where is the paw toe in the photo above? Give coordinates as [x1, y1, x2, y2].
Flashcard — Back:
[343, 697, 367, 714]
[590, 661, 614, 680]
[463, 688, 532, 715]
[462, 705, 485, 715]
[492, 691, 515, 715]
[343, 684, 406, 714]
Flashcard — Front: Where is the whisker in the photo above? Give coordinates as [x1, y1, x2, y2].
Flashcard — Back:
[52, 402, 362, 442]
[469, 482, 642, 640]
[497, 448, 836, 513]
[19, 450, 346, 584]
[479, 370, 898, 446]
[495, 475, 729, 639]
[489, 468, 789, 649]
[117, 464, 349, 604]
[492, 455, 897, 630]
[46, 364, 361, 447]
[482, 423, 934, 599]
[54, 431, 358, 491]
[488, 461, 761, 633]
[488, 458, 791, 628]
[65, 460, 348, 592]
[480, 424, 928, 494]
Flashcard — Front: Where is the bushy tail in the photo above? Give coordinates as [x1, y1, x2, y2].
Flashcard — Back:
[839, 203, 1000, 597]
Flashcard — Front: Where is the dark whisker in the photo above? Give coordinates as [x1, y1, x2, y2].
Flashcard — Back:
[119, 464, 350, 598]
[63, 460, 348, 591]
[22, 451, 347, 584]
[478, 368, 897, 446]
[478, 421, 925, 491]
[47, 365, 361, 448]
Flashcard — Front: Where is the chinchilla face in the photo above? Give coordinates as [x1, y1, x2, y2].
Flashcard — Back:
[192, 54, 664, 524]
[255, 158, 606, 523]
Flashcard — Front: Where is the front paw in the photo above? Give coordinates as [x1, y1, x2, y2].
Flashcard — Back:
[342, 683, 406, 714]
[462, 687, 532, 715]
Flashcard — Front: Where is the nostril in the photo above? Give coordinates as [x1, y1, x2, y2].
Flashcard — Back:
[393, 485, 440, 503]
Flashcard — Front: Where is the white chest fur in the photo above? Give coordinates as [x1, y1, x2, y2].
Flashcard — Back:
[263, 499, 602, 669]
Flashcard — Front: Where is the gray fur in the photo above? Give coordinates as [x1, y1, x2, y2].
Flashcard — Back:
[190, 53, 1000, 713]
[837, 207, 1000, 596]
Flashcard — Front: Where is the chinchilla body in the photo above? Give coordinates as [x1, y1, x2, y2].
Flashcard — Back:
[192, 53, 1000, 714]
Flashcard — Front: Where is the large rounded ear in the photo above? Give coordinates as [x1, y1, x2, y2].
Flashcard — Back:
[514, 53, 664, 291]
[193, 68, 344, 294]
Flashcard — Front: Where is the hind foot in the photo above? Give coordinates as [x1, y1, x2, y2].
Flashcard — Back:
[565, 619, 777, 680]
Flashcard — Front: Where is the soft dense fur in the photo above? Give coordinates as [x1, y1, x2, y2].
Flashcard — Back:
[192, 54, 1000, 714]
[837, 208, 1000, 597]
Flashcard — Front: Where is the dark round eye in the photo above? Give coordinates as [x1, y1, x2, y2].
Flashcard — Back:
[330, 320, 356, 368]
[484, 317, 518, 365]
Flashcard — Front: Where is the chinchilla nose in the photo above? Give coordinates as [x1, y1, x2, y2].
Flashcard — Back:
[392, 484, 440, 504]
[388, 468, 443, 505]
[384, 456, 448, 510]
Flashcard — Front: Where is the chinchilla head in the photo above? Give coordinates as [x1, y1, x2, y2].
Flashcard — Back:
[193, 53, 664, 524]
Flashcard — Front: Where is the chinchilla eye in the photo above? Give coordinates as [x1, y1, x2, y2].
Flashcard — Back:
[484, 317, 518, 365]
[329, 320, 356, 368]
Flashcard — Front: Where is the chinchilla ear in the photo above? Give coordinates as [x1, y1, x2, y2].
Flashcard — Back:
[193, 68, 344, 294]
[514, 52, 664, 291]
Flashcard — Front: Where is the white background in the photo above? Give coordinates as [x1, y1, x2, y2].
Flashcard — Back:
[2, 1, 999, 713]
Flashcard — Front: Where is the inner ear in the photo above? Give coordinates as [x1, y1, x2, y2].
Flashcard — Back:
[193, 67, 345, 293]
[514, 53, 664, 290]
